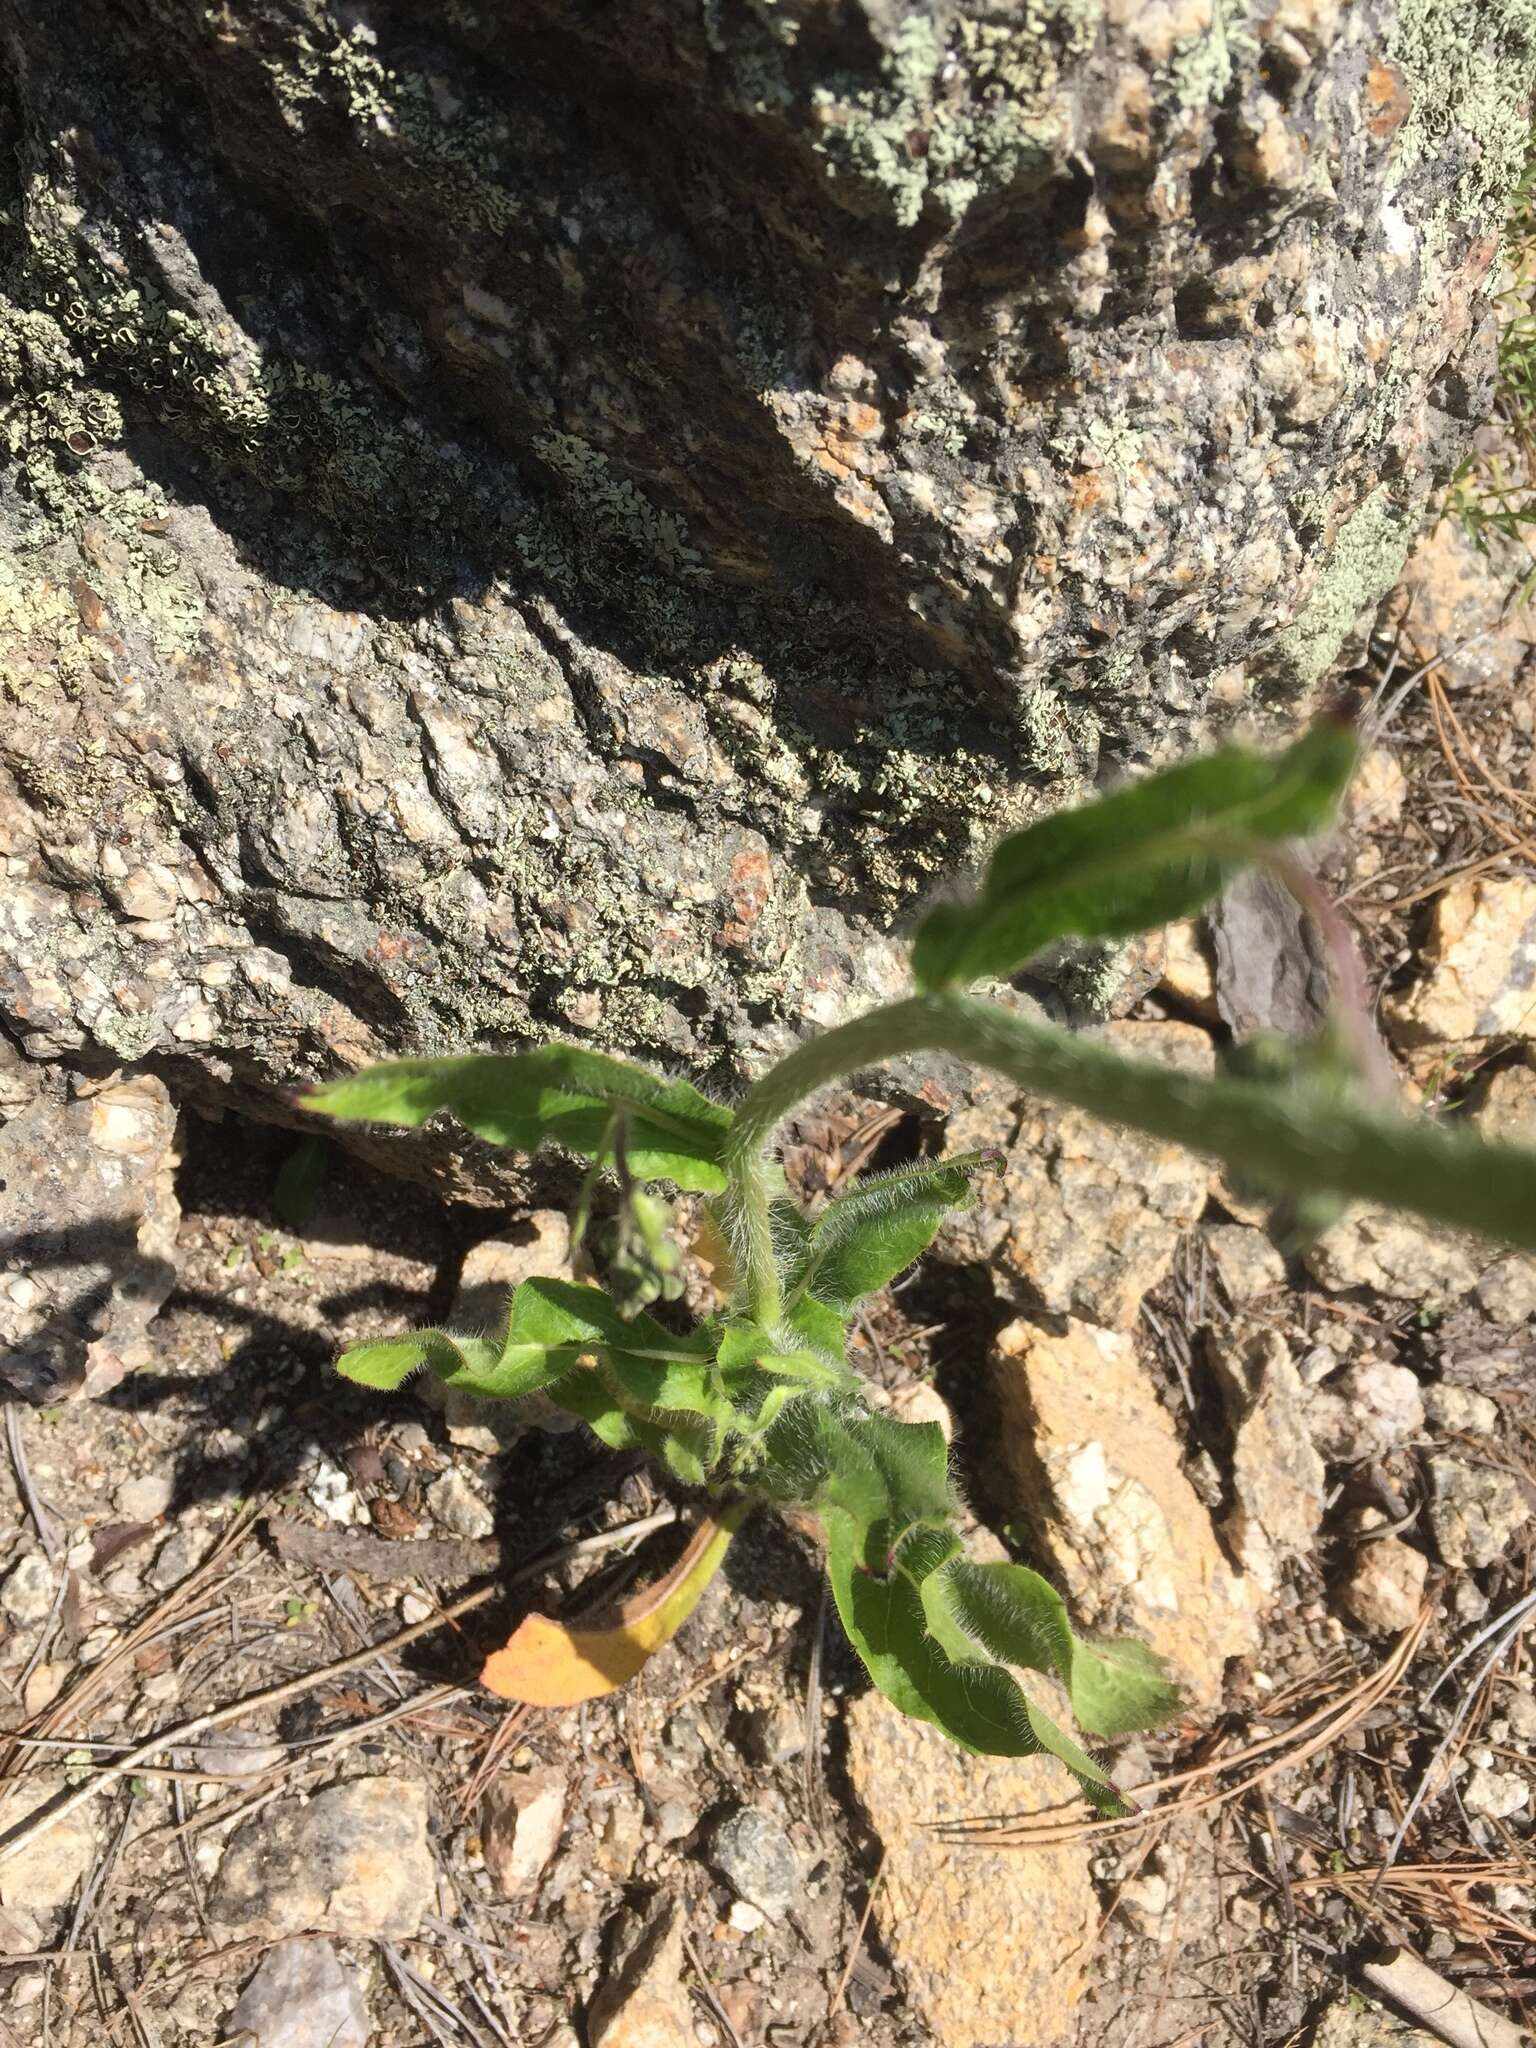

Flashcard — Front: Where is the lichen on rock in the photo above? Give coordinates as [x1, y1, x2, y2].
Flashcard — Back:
[2, 1, 1532, 1187]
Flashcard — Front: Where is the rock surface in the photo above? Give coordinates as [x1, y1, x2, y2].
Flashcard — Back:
[480, 1766, 567, 1898]
[425, 1469, 495, 1541]
[1424, 1385, 1500, 1435]
[227, 1940, 371, 2048]
[587, 1895, 695, 2048]
[1390, 516, 1536, 693]
[0, 1055, 180, 1400]
[1211, 1326, 1325, 1593]
[1206, 1224, 1287, 1304]
[1311, 1996, 1439, 2047]
[1427, 1456, 1531, 1570]
[710, 1808, 800, 1922]
[3, 3, 1531, 1188]
[944, 1021, 1213, 1327]
[210, 1777, 434, 1940]
[1308, 1359, 1426, 1466]
[1338, 1538, 1429, 1637]
[1463, 1765, 1530, 1821]
[0, 1774, 98, 1914]
[1159, 921, 1219, 1020]
[1, 1552, 57, 1629]
[115, 1472, 174, 1523]
[1385, 876, 1536, 1048]
[845, 1687, 1095, 2048]
[1306, 1209, 1478, 1304]
[1307, 1202, 1536, 1330]
[1476, 1060, 1536, 1142]
[993, 1316, 1256, 1704]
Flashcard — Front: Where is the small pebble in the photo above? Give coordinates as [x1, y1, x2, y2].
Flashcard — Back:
[1, 1553, 56, 1627]
[115, 1472, 174, 1522]
[195, 1743, 286, 1779]
[710, 1808, 799, 1921]
[227, 1936, 370, 2048]
[426, 1470, 494, 1540]
[1424, 1384, 1499, 1435]
[150, 1526, 209, 1592]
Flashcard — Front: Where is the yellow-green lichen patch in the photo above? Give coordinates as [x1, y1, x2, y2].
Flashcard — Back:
[1393, 0, 1536, 223]
[267, 25, 523, 235]
[805, 6, 1094, 228]
[1270, 485, 1418, 692]
[1168, 0, 1257, 111]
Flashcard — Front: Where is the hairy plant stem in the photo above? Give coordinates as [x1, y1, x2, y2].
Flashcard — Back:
[722, 991, 1536, 1324]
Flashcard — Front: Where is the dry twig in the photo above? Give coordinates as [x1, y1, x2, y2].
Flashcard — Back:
[1360, 1944, 1534, 2048]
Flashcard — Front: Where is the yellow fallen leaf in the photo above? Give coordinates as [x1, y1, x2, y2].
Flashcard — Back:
[481, 1501, 749, 1706]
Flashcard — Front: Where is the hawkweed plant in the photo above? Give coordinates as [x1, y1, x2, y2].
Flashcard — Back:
[305, 720, 1536, 1809]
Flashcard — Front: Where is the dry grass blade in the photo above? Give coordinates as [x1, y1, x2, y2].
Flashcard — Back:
[6, 1497, 269, 1768]
[0, 1582, 504, 1870]
[937, 1605, 1431, 1849]
[1387, 672, 1536, 910]
[1365, 630, 1496, 740]
[680, 1918, 743, 2048]
[828, 1847, 886, 2019]
[1370, 1585, 1536, 1914]
[1296, 1856, 1536, 1941]
[5, 1402, 59, 1561]
[381, 1940, 496, 2048]
[1428, 673, 1536, 855]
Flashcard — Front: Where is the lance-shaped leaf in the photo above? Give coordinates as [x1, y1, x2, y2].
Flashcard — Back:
[912, 719, 1357, 990]
[712, 1319, 859, 1435]
[822, 1507, 1126, 1811]
[497, 1281, 726, 1477]
[785, 1294, 849, 1360]
[599, 1344, 732, 1431]
[482, 1503, 749, 1705]
[801, 1412, 1157, 1808]
[921, 1557, 1181, 1739]
[304, 1044, 732, 1191]
[793, 1153, 997, 1313]
[715, 1320, 859, 1392]
[335, 1326, 561, 1399]
[336, 1276, 709, 1415]
[548, 1365, 716, 1483]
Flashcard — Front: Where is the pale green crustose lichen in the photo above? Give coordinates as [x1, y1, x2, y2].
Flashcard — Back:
[1270, 485, 1418, 691]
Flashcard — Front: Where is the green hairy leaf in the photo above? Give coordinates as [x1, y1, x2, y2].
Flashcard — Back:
[912, 719, 1357, 990]
[304, 1045, 731, 1192]
[793, 1153, 998, 1313]
[922, 1559, 1181, 1738]
[337, 1276, 707, 1408]
[805, 1410, 1149, 1808]
[547, 1366, 714, 1484]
